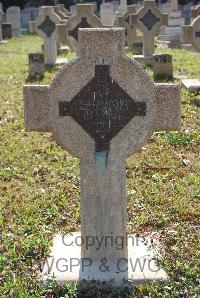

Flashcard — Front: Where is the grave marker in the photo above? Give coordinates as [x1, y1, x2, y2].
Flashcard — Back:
[35, 6, 62, 65]
[66, 4, 103, 53]
[24, 28, 181, 285]
[6, 6, 21, 36]
[153, 54, 173, 80]
[2, 23, 12, 39]
[28, 53, 45, 81]
[182, 15, 200, 52]
[115, 5, 137, 50]
[131, 0, 168, 62]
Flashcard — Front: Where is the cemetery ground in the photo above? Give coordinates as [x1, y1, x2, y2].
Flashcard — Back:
[0, 34, 199, 297]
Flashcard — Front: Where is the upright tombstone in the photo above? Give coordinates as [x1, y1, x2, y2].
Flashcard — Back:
[0, 8, 4, 42]
[66, 4, 103, 53]
[2, 23, 12, 39]
[182, 15, 200, 52]
[28, 53, 45, 81]
[153, 54, 173, 80]
[24, 28, 181, 285]
[100, 3, 114, 27]
[35, 6, 62, 65]
[115, 5, 137, 50]
[6, 6, 21, 36]
[131, 0, 168, 63]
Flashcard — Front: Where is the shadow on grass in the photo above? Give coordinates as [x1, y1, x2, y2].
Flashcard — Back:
[190, 97, 200, 107]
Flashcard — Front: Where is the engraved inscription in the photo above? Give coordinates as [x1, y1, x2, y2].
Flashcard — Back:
[140, 9, 160, 31]
[59, 65, 146, 152]
[68, 17, 92, 41]
[38, 16, 56, 37]
[29, 53, 44, 64]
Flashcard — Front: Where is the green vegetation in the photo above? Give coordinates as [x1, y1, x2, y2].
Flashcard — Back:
[0, 35, 200, 297]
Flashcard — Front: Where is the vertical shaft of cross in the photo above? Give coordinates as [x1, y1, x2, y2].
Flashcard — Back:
[44, 37, 57, 65]
[80, 153, 127, 263]
[143, 31, 154, 57]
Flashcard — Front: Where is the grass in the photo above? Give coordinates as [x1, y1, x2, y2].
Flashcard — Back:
[0, 34, 200, 297]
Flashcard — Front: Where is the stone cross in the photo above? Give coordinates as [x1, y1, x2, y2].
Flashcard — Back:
[115, 5, 137, 50]
[24, 28, 181, 285]
[131, 0, 168, 61]
[58, 4, 71, 17]
[182, 15, 200, 52]
[65, 4, 103, 53]
[0, 9, 4, 42]
[35, 6, 62, 65]
[6, 6, 21, 36]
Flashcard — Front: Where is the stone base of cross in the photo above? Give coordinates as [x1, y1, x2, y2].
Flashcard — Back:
[24, 28, 181, 286]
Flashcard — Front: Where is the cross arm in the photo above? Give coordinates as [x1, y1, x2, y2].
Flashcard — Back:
[24, 85, 51, 132]
[153, 84, 181, 132]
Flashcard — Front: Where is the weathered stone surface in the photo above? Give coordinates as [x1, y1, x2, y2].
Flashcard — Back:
[24, 28, 181, 285]
[28, 53, 45, 81]
[66, 4, 103, 53]
[182, 15, 200, 52]
[131, 0, 168, 59]
[6, 6, 21, 36]
[153, 54, 173, 80]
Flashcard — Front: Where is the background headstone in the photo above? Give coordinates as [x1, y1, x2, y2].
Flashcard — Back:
[116, 5, 137, 50]
[66, 4, 103, 53]
[21, 8, 39, 30]
[35, 6, 62, 65]
[6, 6, 21, 36]
[2, 23, 12, 39]
[24, 28, 181, 286]
[28, 52, 45, 80]
[181, 15, 200, 52]
[153, 54, 173, 80]
[131, 0, 168, 62]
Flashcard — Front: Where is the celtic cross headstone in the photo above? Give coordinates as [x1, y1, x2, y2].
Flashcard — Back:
[66, 4, 103, 53]
[115, 5, 137, 50]
[24, 28, 181, 285]
[35, 6, 62, 65]
[131, 0, 168, 62]
[182, 15, 200, 52]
